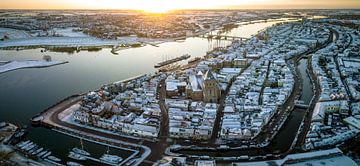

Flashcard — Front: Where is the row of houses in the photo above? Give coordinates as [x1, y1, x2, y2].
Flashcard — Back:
[73, 74, 166, 138]
[306, 23, 360, 150]
[167, 99, 218, 140]
[220, 22, 329, 140]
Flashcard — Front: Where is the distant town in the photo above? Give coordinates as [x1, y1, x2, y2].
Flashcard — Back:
[0, 9, 360, 166]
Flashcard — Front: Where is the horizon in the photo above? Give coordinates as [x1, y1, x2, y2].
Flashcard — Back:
[1, 0, 359, 13]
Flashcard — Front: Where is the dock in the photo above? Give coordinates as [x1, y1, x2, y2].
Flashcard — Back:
[154, 54, 191, 68]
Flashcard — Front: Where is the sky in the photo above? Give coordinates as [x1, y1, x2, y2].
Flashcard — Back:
[0, 0, 359, 11]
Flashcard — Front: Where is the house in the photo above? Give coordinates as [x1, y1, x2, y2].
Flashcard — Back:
[233, 58, 248, 68]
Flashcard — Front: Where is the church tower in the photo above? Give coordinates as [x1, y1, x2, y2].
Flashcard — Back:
[203, 70, 221, 103]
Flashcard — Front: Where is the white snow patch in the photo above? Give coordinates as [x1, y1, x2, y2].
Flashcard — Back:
[0, 27, 32, 39]
[0, 60, 68, 74]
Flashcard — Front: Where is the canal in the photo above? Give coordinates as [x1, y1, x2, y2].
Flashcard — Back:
[298, 58, 314, 105]
[0, 18, 295, 164]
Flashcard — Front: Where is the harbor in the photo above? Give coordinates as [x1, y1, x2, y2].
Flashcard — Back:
[4, 127, 139, 166]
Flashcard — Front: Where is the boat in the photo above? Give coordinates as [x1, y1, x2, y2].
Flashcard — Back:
[188, 57, 201, 64]
[37, 150, 48, 158]
[67, 161, 84, 166]
[99, 154, 123, 165]
[17, 140, 30, 148]
[28, 146, 38, 153]
[32, 147, 44, 155]
[25, 144, 36, 151]
[42, 151, 52, 158]
[72, 147, 90, 156]
[68, 151, 87, 161]
[158, 63, 180, 72]
[48, 156, 61, 162]
[21, 142, 33, 150]
[72, 139, 90, 156]
[14, 129, 27, 138]
[154, 54, 191, 68]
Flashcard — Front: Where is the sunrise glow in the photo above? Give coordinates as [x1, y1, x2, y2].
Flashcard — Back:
[1, 0, 359, 9]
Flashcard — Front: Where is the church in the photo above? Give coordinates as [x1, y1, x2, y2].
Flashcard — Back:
[186, 70, 221, 103]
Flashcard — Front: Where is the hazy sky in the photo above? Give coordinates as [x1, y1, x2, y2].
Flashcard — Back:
[0, 0, 359, 10]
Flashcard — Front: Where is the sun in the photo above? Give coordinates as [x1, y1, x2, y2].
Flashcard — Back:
[135, 0, 180, 13]
[141, 5, 173, 13]
[143, 8, 170, 14]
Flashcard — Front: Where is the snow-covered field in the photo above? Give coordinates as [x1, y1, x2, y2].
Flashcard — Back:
[0, 37, 137, 48]
[0, 27, 32, 39]
[52, 27, 90, 37]
[0, 60, 68, 74]
[0, 27, 175, 48]
[0, 36, 175, 48]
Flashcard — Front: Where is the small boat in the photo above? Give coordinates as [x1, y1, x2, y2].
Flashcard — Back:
[68, 151, 87, 161]
[48, 156, 61, 162]
[25, 144, 36, 151]
[188, 57, 201, 64]
[14, 129, 27, 138]
[99, 154, 123, 165]
[67, 161, 84, 166]
[21, 142, 33, 150]
[28, 146, 38, 153]
[72, 148, 90, 156]
[72, 139, 90, 156]
[37, 150, 48, 158]
[17, 140, 30, 148]
[32, 148, 44, 155]
[158, 64, 180, 72]
[42, 151, 52, 158]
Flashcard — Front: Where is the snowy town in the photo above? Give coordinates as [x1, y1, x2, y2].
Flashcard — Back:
[1, 8, 360, 166]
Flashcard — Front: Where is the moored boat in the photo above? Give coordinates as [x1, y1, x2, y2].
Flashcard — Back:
[68, 151, 87, 161]
[99, 154, 123, 165]
[72, 147, 90, 156]
[48, 156, 62, 162]
[67, 161, 84, 166]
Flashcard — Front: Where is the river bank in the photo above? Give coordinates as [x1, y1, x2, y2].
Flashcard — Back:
[0, 60, 68, 74]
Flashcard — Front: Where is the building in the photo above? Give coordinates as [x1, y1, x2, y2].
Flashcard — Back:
[183, 70, 221, 103]
[203, 70, 221, 103]
[233, 58, 248, 68]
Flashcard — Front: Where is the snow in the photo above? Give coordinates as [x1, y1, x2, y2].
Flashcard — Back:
[344, 116, 360, 130]
[0, 35, 172, 48]
[233, 148, 356, 166]
[0, 27, 32, 40]
[0, 60, 68, 74]
[285, 155, 357, 166]
[343, 60, 360, 68]
[0, 37, 134, 48]
[52, 27, 90, 37]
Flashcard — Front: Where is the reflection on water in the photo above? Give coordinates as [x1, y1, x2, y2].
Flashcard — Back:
[298, 58, 313, 104]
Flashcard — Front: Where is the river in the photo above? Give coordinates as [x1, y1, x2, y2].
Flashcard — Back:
[0, 18, 294, 165]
